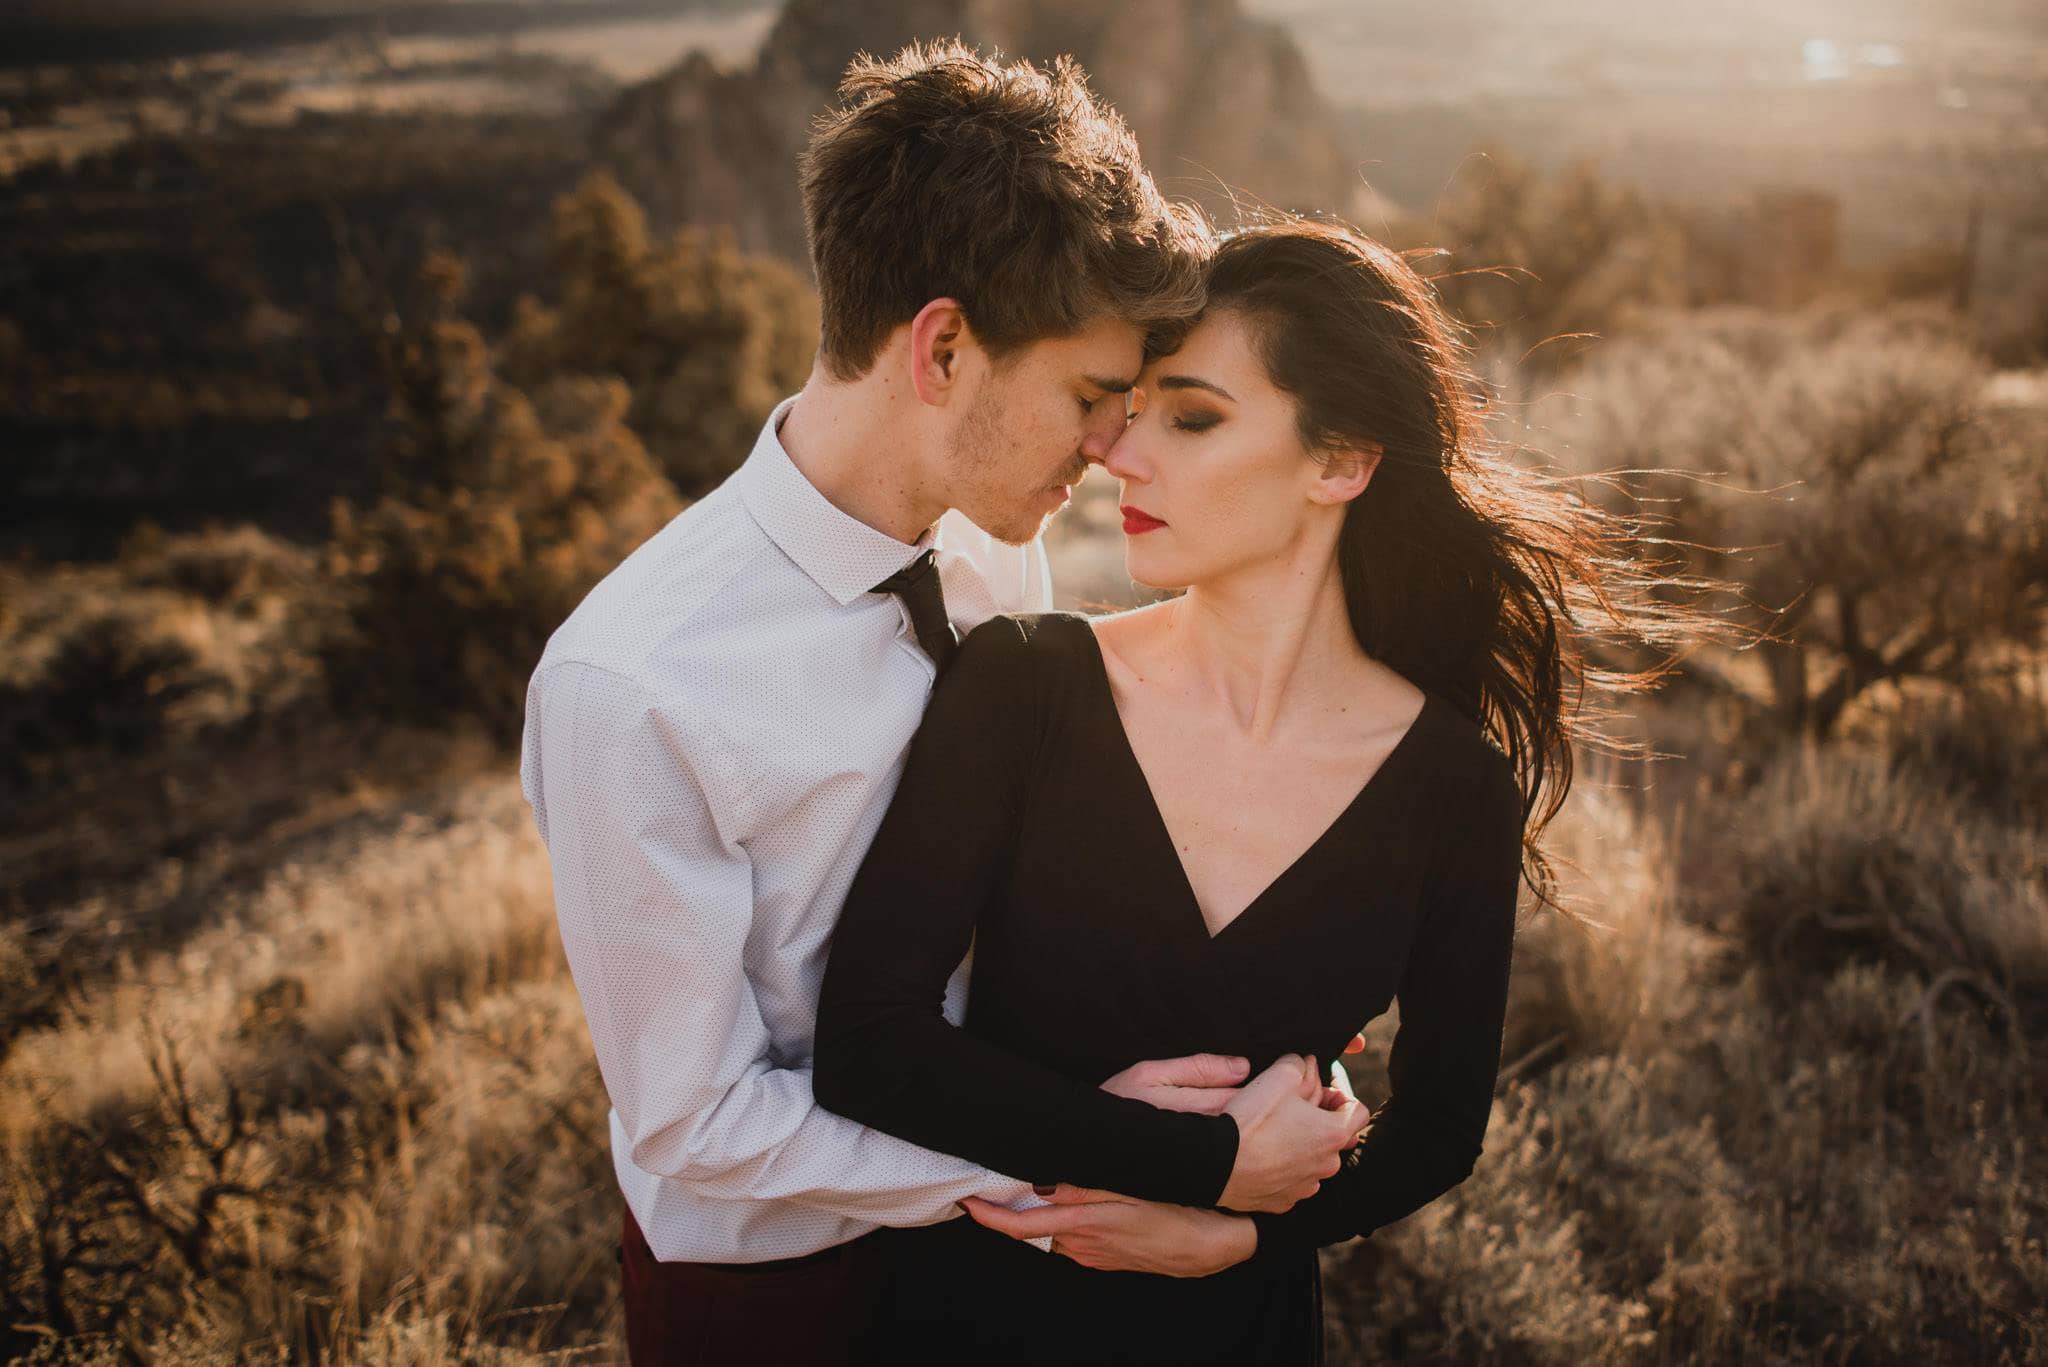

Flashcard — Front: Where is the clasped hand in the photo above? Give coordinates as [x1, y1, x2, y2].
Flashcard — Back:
[959, 1047, 1369, 1275]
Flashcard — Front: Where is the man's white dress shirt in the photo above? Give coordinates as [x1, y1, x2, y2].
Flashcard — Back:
[519, 393, 1054, 1262]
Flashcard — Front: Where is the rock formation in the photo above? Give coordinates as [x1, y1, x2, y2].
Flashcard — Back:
[590, 0, 1358, 269]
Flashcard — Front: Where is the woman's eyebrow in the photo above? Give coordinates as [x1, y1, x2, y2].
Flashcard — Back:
[1155, 375, 1236, 401]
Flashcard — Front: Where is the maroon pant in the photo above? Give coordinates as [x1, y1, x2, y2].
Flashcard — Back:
[619, 1202, 889, 1365]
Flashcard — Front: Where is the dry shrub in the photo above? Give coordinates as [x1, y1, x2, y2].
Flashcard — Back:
[1408, 151, 1691, 379]
[0, 526, 341, 805]
[1546, 305, 2048, 743]
[0, 614, 219, 771]
[6, 778, 561, 1138]
[1324, 681, 2046, 1363]
[1328, 765, 1741, 1361]
[116, 522, 324, 611]
[1338, 954, 2045, 1365]
[1868, 676, 2048, 827]
[1694, 684, 2048, 1038]
[0, 526, 366, 1052]
[1497, 770, 1721, 1071]
[293, 981, 618, 1359]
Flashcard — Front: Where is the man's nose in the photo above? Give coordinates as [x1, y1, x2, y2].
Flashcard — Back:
[1079, 419, 1119, 465]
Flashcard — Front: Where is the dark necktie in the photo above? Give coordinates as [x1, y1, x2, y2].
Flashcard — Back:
[870, 548, 959, 677]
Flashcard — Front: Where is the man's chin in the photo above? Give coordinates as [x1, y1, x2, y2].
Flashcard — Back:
[984, 517, 1050, 547]
[960, 502, 1063, 547]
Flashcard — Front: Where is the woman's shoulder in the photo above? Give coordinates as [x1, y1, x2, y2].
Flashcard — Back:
[1403, 694, 1526, 908]
[942, 611, 1102, 701]
[957, 610, 1100, 667]
[1416, 690, 1521, 808]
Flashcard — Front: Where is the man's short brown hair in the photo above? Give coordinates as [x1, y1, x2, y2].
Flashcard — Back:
[798, 39, 1212, 381]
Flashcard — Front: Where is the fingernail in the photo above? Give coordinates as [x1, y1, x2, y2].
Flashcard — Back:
[1032, 1183, 1056, 1196]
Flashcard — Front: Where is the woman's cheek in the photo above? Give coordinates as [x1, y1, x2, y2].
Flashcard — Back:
[1199, 459, 1282, 553]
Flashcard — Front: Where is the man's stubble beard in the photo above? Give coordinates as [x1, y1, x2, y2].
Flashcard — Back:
[945, 381, 1076, 547]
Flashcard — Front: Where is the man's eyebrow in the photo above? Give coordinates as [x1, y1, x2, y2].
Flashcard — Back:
[1083, 374, 1137, 394]
[1157, 375, 1236, 402]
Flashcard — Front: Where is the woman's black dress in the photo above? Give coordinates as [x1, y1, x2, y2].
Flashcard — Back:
[813, 612, 1524, 1365]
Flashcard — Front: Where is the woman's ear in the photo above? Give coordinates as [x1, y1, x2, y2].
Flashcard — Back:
[1309, 441, 1384, 506]
[908, 298, 973, 407]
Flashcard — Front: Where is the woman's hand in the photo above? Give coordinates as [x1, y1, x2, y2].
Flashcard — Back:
[1098, 1052, 1251, 1114]
[1097, 1041, 1368, 1116]
[960, 1184, 1258, 1277]
[1218, 1054, 1370, 1212]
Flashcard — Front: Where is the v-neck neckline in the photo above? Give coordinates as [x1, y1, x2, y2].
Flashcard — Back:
[1075, 617, 1437, 946]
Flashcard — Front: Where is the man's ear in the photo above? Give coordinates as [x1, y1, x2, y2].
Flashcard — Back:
[1309, 441, 1384, 507]
[908, 298, 973, 407]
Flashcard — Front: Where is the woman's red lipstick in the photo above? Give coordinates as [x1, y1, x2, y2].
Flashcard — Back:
[1121, 505, 1167, 535]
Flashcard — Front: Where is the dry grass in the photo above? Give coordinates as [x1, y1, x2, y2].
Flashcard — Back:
[9, 655, 2040, 1361]
[6, 304, 2044, 1360]
[3, 774, 622, 1362]
[1325, 695, 2048, 1365]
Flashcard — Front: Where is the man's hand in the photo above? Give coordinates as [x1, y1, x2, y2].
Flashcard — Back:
[960, 1184, 1256, 1277]
[1217, 1054, 1369, 1213]
[1099, 1052, 1251, 1115]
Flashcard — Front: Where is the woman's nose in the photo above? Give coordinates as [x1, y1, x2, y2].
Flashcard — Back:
[1103, 423, 1150, 481]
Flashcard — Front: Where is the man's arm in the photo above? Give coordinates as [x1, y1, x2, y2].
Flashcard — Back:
[962, 1183, 1257, 1277]
[960, 1067, 1362, 1275]
[522, 655, 1036, 1224]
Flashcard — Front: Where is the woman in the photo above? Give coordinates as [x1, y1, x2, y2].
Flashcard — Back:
[812, 218, 1683, 1363]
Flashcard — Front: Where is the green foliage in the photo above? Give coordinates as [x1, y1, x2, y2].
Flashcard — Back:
[321, 248, 682, 739]
[499, 170, 820, 498]
[321, 172, 822, 739]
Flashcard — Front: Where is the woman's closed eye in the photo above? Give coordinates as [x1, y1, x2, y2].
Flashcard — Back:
[1171, 410, 1222, 434]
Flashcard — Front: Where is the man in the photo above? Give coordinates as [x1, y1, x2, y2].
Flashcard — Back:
[518, 40, 1362, 1364]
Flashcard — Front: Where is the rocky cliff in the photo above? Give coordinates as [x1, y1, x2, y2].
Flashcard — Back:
[590, 0, 1358, 267]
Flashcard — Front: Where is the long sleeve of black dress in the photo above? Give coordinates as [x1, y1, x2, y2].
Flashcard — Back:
[1246, 746, 1524, 1256]
[813, 617, 1241, 1209]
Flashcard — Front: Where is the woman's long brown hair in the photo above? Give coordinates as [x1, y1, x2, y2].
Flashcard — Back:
[1203, 218, 1727, 917]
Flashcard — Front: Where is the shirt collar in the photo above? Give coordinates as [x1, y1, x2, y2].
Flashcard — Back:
[735, 393, 938, 606]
